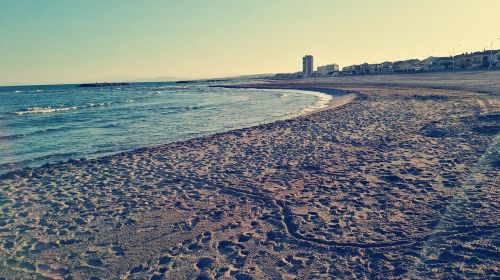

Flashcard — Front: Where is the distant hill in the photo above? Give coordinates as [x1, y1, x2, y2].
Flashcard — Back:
[129, 76, 184, 83]
[222, 73, 274, 80]
[170, 74, 276, 84]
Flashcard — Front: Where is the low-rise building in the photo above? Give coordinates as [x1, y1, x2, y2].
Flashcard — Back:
[492, 50, 500, 68]
[378, 61, 394, 73]
[454, 53, 474, 69]
[341, 65, 355, 75]
[317, 63, 339, 75]
[393, 59, 420, 72]
[452, 50, 500, 69]
[337, 48, 499, 77]
[471, 51, 491, 68]
[424, 57, 453, 71]
[273, 72, 304, 80]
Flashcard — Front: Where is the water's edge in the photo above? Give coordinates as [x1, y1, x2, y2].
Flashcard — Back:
[0, 87, 353, 179]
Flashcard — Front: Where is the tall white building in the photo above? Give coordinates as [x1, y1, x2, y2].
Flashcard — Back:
[302, 55, 313, 76]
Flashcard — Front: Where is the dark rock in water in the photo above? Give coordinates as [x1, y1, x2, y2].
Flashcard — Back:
[175, 80, 196, 84]
[205, 79, 229, 82]
[78, 82, 129, 87]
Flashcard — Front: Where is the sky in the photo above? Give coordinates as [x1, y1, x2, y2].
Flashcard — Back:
[1, 0, 499, 85]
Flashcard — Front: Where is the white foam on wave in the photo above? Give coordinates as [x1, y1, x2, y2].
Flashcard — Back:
[14, 101, 115, 115]
[287, 90, 332, 117]
[14, 106, 78, 115]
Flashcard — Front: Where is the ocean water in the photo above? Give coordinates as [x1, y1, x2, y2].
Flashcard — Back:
[0, 81, 331, 174]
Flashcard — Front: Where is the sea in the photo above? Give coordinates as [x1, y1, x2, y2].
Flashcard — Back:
[0, 80, 332, 175]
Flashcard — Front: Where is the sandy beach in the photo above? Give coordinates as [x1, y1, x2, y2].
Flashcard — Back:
[0, 72, 499, 279]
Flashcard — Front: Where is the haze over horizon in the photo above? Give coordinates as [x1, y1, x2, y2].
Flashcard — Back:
[1, 0, 499, 86]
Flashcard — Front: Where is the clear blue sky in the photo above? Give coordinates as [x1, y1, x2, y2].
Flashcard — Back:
[1, 0, 499, 85]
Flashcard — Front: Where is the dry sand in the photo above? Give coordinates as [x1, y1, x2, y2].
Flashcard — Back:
[0, 72, 499, 279]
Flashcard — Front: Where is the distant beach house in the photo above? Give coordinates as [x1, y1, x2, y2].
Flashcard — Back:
[422, 57, 453, 71]
[393, 59, 420, 72]
[377, 62, 395, 73]
[317, 63, 339, 76]
[472, 51, 491, 68]
[493, 50, 500, 67]
[445, 50, 500, 69]
[454, 53, 474, 69]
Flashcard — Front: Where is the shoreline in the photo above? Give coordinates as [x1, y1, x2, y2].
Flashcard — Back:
[0, 86, 356, 178]
[219, 85, 357, 117]
[303, 91, 356, 116]
[0, 74, 498, 279]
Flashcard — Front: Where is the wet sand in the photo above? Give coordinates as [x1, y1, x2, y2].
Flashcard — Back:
[0, 72, 499, 279]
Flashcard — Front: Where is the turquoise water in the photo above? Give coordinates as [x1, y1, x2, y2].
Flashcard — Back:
[0, 81, 330, 174]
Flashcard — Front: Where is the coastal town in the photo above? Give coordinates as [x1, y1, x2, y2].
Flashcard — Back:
[274, 48, 500, 79]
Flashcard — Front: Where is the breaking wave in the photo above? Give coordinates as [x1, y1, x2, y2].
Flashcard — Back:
[14, 106, 79, 115]
[287, 90, 333, 117]
[13, 100, 140, 115]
